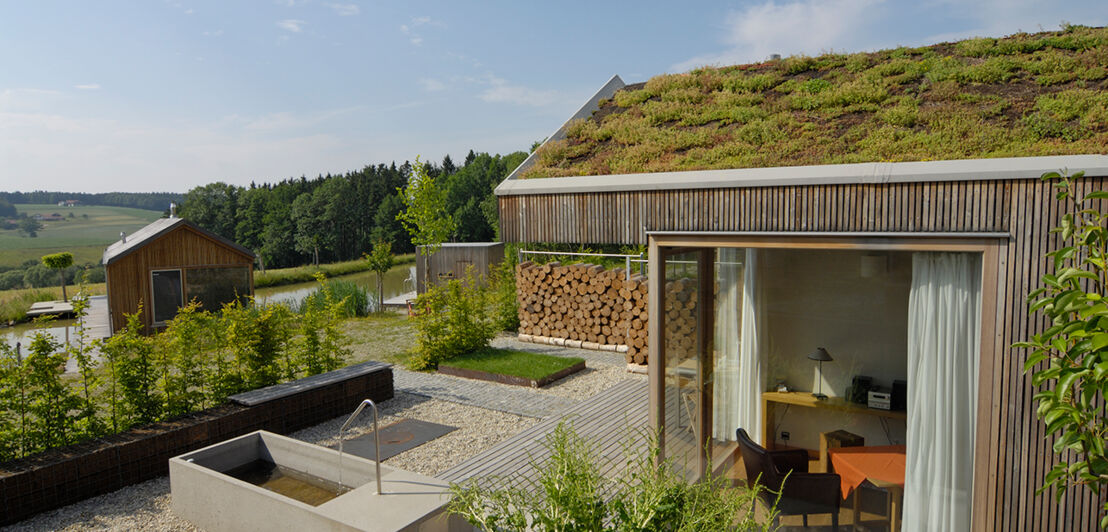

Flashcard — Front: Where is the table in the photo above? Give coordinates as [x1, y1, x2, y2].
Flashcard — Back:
[829, 445, 906, 532]
[761, 391, 906, 450]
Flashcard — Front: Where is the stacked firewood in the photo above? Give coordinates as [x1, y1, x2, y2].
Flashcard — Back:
[663, 278, 700, 361]
[516, 261, 649, 364]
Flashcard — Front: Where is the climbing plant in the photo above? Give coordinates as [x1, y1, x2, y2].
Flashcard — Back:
[1017, 170, 1108, 528]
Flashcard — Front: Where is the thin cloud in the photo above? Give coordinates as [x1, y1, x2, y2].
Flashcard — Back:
[674, 0, 883, 71]
[675, 0, 1106, 72]
[419, 78, 446, 92]
[480, 76, 561, 107]
[400, 16, 444, 46]
[74, 84, 101, 90]
[276, 19, 306, 33]
[327, 3, 359, 16]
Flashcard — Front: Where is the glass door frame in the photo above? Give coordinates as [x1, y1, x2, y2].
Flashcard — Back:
[647, 231, 1003, 531]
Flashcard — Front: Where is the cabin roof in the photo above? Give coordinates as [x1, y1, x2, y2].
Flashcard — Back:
[504, 25, 1108, 187]
[102, 217, 255, 266]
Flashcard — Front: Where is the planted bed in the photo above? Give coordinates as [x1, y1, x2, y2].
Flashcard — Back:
[438, 348, 585, 388]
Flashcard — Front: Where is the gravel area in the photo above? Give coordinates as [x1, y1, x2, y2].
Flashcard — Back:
[5, 392, 535, 531]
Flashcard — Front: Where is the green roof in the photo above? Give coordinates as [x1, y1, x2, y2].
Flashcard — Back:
[522, 25, 1108, 179]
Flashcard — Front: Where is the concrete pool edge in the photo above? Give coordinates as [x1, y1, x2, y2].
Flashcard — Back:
[170, 430, 472, 532]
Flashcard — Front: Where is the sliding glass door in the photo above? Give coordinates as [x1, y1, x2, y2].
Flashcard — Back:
[651, 237, 991, 531]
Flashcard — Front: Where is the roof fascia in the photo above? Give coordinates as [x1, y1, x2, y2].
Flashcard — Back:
[494, 154, 1108, 196]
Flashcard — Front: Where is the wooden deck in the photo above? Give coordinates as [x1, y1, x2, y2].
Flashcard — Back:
[438, 379, 650, 486]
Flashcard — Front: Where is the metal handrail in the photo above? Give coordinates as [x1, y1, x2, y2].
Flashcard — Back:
[338, 399, 382, 494]
[519, 249, 645, 277]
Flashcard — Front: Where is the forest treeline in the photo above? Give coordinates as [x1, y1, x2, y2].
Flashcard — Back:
[179, 150, 527, 270]
[0, 191, 185, 212]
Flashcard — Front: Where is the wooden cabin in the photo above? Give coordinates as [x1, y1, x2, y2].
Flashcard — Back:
[495, 27, 1108, 532]
[102, 217, 254, 334]
[415, 242, 504, 293]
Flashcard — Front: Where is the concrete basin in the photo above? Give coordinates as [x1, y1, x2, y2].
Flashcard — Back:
[170, 430, 471, 532]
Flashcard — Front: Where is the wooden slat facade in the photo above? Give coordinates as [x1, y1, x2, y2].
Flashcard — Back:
[498, 177, 1108, 531]
[105, 224, 254, 333]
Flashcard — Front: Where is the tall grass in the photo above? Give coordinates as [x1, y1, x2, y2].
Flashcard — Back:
[295, 279, 370, 317]
[0, 284, 107, 324]
[254, 254, 414, 288]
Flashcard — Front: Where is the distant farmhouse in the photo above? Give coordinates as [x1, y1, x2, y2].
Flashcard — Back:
[102, 215, 255, 333]
[57, 200, 80, 207]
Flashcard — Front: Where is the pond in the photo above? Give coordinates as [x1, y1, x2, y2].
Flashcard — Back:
[254, 263, 416, 311]
[0, 295, 107, 372]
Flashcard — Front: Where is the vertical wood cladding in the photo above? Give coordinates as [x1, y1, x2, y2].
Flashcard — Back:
[498, 178, 1108, 530]
[105, 225, 254, 333]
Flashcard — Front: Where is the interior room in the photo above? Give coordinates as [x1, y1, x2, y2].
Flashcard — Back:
[659, 244, 983, 532]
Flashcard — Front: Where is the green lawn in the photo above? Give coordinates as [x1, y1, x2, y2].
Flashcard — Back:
[0, 204, 162, 267]
[441, 348, 584, 381]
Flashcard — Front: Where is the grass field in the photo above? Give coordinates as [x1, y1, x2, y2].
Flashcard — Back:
[0, 204, 162, 267]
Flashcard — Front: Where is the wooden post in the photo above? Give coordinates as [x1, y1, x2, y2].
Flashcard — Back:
[648, 237, 666, 463]
[696, 248, 714, 477]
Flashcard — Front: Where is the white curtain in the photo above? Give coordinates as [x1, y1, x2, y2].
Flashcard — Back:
[713, 248, 762, 443]
[903, 252, 981, 532]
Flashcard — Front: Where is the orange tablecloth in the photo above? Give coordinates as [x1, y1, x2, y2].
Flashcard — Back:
[828, 444, 906, 499]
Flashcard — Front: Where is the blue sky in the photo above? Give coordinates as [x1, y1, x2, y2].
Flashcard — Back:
[0, 1, 1104, 193]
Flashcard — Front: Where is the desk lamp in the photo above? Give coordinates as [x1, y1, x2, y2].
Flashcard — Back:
[808, 347, 833, 400]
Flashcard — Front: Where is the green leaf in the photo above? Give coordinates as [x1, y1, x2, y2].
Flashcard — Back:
[1024, 352, 1050, 372]
[1085, 191, 1108, 201]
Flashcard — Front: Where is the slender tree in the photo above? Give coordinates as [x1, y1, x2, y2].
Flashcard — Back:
[40, 251, 73, 300]
[397, 156, 455, 288]
[364, 240, 394, 312]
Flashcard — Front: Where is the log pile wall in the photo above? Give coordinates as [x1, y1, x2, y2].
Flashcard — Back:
[516, 261, 648, 364]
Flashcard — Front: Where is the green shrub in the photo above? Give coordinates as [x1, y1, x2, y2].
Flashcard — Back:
[449, 422, 776, 531]
[0, 270, 23, 290]
[408, 269, 497, 370]
[490, 260, 520, 333]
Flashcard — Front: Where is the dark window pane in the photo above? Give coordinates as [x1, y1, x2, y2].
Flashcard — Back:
[152, 270, 183, 323]
[185, 267, 251, 311]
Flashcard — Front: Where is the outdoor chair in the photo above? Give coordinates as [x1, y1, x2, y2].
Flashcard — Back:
[737, 428, 841, 531]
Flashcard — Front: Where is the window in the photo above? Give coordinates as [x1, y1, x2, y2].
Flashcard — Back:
[185, 267, 251, 311]
[151, 269, 183, 324]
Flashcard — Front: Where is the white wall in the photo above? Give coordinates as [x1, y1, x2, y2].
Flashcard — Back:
[759, 249, 910, 450]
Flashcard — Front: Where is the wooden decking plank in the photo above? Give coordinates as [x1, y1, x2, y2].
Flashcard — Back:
[439, 380, 649, 484]
[445, 381, 646, 480]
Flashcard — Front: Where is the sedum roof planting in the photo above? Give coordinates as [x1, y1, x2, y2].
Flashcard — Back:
[521, 25, 1108, 179]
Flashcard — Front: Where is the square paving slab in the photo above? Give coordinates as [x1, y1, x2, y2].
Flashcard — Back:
[333, 418, 457, 461]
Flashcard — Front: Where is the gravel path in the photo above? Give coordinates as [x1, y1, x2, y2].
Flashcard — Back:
[4, 339, 638, 531]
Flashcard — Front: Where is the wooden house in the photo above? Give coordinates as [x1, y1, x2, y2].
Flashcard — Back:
[495, 28, 1108, 532]
[102, 216, 254, 334]
[415, 242, 505, 293]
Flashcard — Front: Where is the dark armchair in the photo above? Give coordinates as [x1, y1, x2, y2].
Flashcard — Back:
[737, 428, 842, 531]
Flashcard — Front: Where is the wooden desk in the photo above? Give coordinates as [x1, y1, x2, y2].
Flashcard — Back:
[761, 391, 906, 449]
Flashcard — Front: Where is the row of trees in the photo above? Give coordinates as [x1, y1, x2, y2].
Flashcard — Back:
[0, 192, 184, 212]
[179, 150, 527, 270]
[0, 278, 349, 462]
